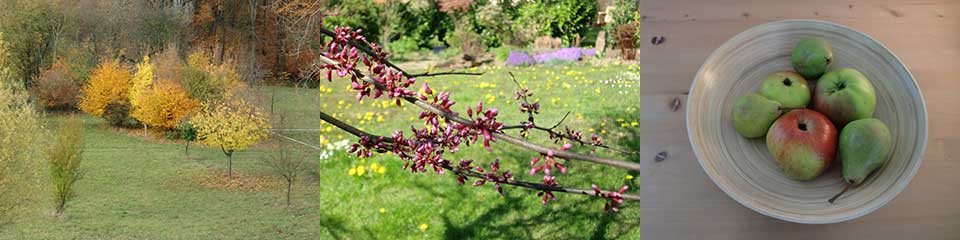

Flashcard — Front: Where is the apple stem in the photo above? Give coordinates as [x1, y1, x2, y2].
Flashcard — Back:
[828, 184, 851, 204]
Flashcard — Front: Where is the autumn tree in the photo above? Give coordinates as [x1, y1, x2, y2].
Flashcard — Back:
[79, 59, 132, 120]
[135, 80, 201, 130]
[191, 98, 269, 178]
[48, 117, 84, 217]
[129, 56, 154, 115]
[179, 50, 242, 102]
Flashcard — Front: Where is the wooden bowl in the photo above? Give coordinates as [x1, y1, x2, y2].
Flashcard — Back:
[687, 19, 927, 224]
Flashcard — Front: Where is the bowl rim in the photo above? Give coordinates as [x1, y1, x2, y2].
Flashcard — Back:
[686, 19, 928, 224]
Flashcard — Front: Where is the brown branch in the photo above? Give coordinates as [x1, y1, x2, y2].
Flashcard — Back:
[315, 108, 639, 202]
[318, 28, 485, 79]
[409, 70, 484, 78]
[446, 165, 640, 202]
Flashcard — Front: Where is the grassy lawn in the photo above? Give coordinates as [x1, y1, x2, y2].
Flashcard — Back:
[287, 63, 641, 239]
[2, 63, 638, 239]
[5, 115, 321, 239]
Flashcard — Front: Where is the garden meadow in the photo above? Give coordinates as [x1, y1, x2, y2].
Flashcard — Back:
[0, 0, 639, 239]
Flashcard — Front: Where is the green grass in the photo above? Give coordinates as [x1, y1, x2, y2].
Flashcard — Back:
[4, 115, 320, 239]
[3, 63, 639, 239]
[289, 63, 641, 239]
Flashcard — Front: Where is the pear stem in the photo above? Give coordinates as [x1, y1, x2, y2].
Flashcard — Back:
[828, 183, 851, 204]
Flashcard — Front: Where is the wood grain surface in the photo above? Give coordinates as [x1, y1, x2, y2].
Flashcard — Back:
[639, 1, 960, 239]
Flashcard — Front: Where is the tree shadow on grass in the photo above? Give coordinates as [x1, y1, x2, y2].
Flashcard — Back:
[590, 109, 640, 181]
[411, 181, 636, 239]
[318, 213, 362, 240]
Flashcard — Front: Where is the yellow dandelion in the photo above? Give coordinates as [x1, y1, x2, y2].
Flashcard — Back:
[419, 223, 429, 232]
[348, 168, 357, 176]
[377, 166, 386, 174]
[379, 208, 386, 213]
[357, 166, 366, 176]
[626, 175, 634, 180]
[631, 121, 639, 127]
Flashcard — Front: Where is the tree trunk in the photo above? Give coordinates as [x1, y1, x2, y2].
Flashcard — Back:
[286, 180, 292, 207]
[184, 140, 190, 157]
[55, 200, 65, 217]
[227, 151, 233, 178]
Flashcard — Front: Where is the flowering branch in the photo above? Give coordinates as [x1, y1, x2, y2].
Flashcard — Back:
[315, 108, 640, 204]
[502, 73, 638, 155]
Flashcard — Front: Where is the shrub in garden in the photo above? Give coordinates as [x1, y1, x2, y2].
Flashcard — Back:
[31, 60, 81, 110]
[0, 60, 45, 223]
[102, 101, 135, 127]
[79, 59, 132, 118]
[533, 47, 595, 64]
[134, 80, 200, 130]
[179, 51, 241, 102]
[129, 56, 154, 116]
[505, 51, 535, 67]
[516, 0, 596, 45]
[604, 0, 640, 49]
[174, 118, 198, 156]
[615, 24, 638, 60]
[191, 98, 268, 178]
[47, 117, 83, 217]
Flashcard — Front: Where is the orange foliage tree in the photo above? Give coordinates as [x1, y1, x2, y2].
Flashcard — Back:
[135, 80, 200, 130]
[79, 59, 132, 117]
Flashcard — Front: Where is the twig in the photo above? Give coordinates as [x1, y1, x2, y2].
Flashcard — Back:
[409, 70, 484, 78]
[447, 165, 639, 201]
[509, 72, 536, 123]
[319, 28, 489, 78]
[548, 111, 571, 130]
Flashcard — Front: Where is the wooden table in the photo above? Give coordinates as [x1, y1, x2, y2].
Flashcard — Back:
[639, 1, 960, 239]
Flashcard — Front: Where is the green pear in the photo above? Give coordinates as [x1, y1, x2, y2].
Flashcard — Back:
[839, 118, 892, 185]
[829, 118, 893, 203]
[791, 37, 834, 79]
[759, 71, 810, 108]
[732, 93, 782, 138]
[813, 68, 877, 127]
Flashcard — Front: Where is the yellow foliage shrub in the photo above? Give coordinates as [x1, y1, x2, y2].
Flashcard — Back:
[179, 50, 243, 102]
[129, 56, 154, 113]
[192, 97, 268, 151]
[79, 59, 132, 117]
[191, 97, 268, 177]
[134, 80, 200, 129]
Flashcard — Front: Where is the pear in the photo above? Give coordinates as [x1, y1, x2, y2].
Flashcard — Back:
[732, 93, 782, 138]
[791, 37, 834, 79]
[828, 118, 893, 203]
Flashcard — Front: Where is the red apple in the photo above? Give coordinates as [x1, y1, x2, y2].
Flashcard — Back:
[766, 109, 838, 180]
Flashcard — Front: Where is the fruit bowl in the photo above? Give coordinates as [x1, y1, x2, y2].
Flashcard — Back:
[687, 19, 926, 224]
